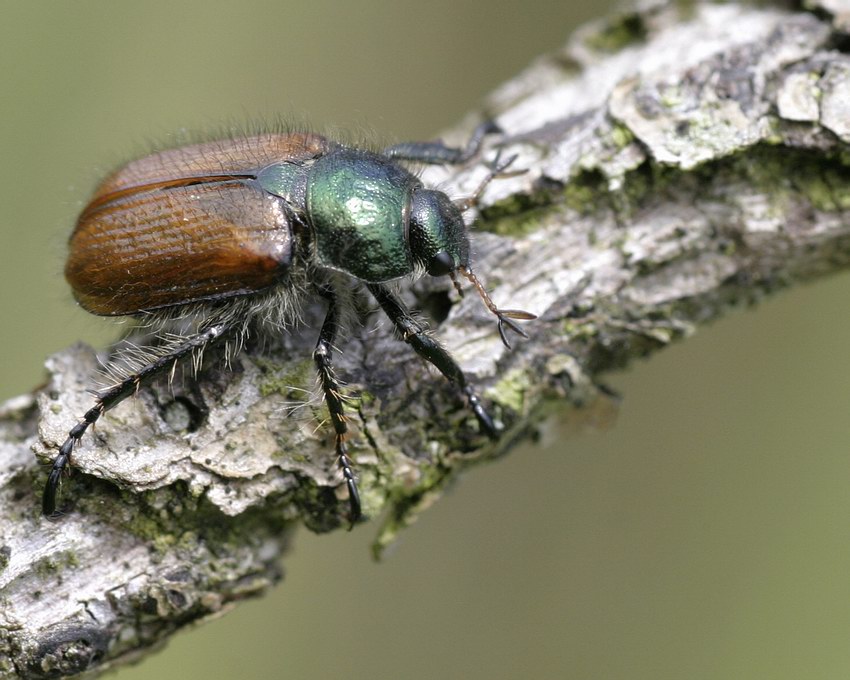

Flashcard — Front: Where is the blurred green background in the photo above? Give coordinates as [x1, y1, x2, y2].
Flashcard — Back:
[3, 2, 850, 679]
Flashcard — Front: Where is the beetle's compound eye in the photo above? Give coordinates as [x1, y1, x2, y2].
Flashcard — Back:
[427, 250, 455, 277]
[409, 189, 469, 275]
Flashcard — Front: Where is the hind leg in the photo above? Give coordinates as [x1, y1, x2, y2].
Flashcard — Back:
[43, 321, 237, 516]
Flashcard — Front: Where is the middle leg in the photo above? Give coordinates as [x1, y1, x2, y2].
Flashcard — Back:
[313, 284, 362, 525]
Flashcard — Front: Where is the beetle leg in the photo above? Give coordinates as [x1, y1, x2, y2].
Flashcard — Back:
[366, 283, 498, 439]
[382, 120, 501, 165]
[453, 149, 524, 212]
[43, 321, 236, 518]
[313, 285, 362, 527]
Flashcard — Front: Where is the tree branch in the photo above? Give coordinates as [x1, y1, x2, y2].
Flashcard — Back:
[3, 0, 850, 676]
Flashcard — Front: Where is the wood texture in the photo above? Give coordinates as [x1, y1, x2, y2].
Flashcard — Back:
[3, 1, 850, 676]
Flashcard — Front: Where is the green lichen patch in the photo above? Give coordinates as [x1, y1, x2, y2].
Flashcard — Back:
[478, 174, 562, 227]
[488, 367, 534, 415]
[477, 138, 850, 269]
[705, 144, 850, 214]
[563, 168, 610, 214]
[0, 545, 10, 573]
[584, 12, 648, 53]
[483, 205, 553, 237]
[254, 357, 314, 399]
[32, 549, 79, 577]
[372, 462, 454, 560]
[287, 474, 348, 533]
[610, 121, 636, 149]
[123, 508, 178, 551]
[790, 162, 850, 211]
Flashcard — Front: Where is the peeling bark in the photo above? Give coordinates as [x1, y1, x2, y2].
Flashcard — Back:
[4, 1, 850, 676]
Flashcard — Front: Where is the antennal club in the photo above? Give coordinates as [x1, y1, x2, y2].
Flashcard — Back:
[459, 266, 536, 349]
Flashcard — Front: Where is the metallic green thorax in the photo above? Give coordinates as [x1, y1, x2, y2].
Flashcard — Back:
[306, 150, 419, 281]
[257, 147, 470, 283]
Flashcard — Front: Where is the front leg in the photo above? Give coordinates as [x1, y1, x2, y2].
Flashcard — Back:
[43, 321, 237, 517]
[366, 283, 497, 438]
[382, 120, 500, 165]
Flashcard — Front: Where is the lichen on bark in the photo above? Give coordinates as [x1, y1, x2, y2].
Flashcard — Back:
[4, 0, 850, 676]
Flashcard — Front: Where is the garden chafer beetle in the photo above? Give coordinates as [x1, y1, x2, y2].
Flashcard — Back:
[44, 121, 535, 524]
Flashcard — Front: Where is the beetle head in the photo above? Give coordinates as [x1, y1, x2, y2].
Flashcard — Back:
[408, 185, 536, 350]
[408, 189, 469, 277]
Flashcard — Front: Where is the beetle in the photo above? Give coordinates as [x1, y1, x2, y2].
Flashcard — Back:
[43, 121, 535, 524]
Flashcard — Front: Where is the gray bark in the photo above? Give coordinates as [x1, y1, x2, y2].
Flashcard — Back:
[3, 0, 850, 676]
